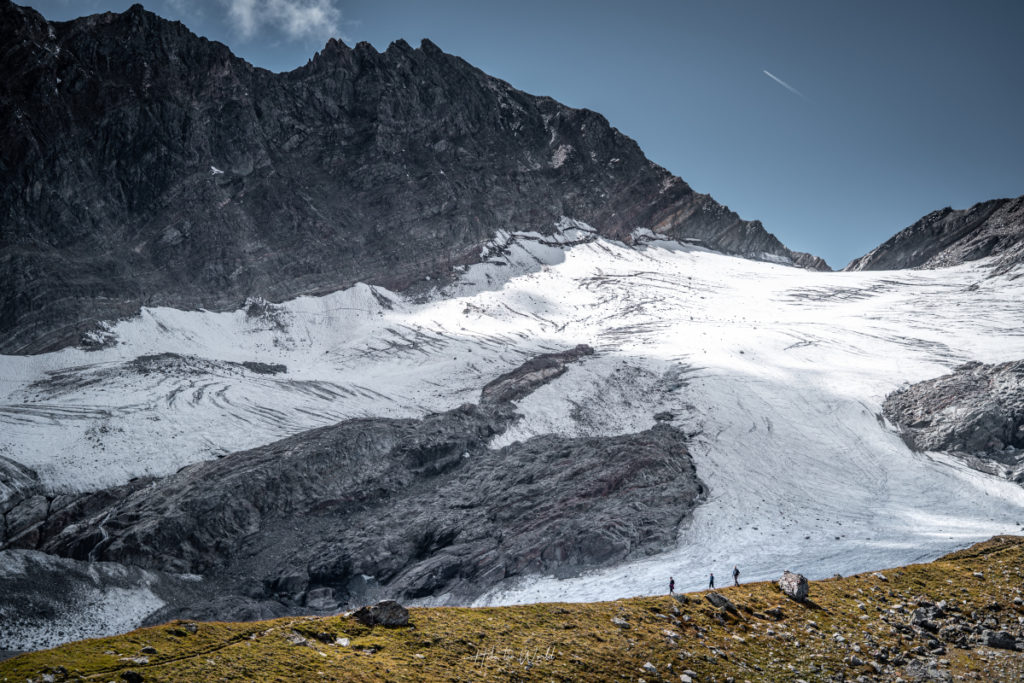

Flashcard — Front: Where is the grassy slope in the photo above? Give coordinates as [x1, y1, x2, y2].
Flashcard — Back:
[3, 536, 1024, 682]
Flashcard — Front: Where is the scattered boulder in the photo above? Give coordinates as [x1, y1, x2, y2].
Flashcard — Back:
[981, 629, 1017, 650]
[352, 600, 410, 628]
[705, 592, 738, 614]
[779, 571, 809, 602]
[910, 607, 939, 632]
[902, 658, 952, 682]
[286, 631, 310, 646]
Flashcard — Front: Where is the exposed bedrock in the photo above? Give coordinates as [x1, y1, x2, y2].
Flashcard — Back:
[883, 360, 1024, 481]
[1, 349, 706, 620]
[846, 195, 1024, 273]
[1, 1, 825, 354]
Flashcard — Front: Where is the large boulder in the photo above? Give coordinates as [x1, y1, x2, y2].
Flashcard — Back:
[352, 600, 409, 627]
[981, 629, 1017, 650]
[705, 592, 738, 614]
[779, 570, 809, 602]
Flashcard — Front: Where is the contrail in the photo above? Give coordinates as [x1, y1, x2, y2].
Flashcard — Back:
[763, 70, 807, 101]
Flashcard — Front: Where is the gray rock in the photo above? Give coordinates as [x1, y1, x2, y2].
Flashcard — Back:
[779, 571, 809, 602]
[902, 658, 952, 682]
[705, 592, 738, 614]
[4, 494, 48, 547]
[846, 195, 1024, 274]
[883, 360, 1024, 483]
[910, 607, 939, 632]
[352, 600, 409, 627]
[0, 457, 39, 527]
[286, 630, 310, 646]
[981, 629, 1017, 650]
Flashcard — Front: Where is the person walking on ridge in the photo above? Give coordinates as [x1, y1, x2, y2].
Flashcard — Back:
[708, 573, 714, 589]
[733, 565, 740, 586]
[669, 576, 675, 595]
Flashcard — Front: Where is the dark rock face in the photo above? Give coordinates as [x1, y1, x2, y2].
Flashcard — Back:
[883, 360, 1024, 482]
[0, 456, 40, 546]
[1, 1, 825, 354]
[846, 195, 1024, 273]
[2, 350, 706, 618]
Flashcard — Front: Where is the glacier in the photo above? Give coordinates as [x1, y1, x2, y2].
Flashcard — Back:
[3, 222, 1024, 621]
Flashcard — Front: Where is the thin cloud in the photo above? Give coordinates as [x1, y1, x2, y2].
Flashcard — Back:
[222, 0, 341, 41]
[763, 70, 808, 101]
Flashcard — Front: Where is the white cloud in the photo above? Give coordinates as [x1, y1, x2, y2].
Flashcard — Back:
[222, 0, 341, 41]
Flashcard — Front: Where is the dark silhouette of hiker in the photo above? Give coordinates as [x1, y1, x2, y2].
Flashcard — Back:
[733, 565, 740, 586]
[708, 573, 714, 589]
[669, 577, 675, 594]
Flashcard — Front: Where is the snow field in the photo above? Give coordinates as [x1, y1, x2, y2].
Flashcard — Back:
[2, 223, 1024, 608]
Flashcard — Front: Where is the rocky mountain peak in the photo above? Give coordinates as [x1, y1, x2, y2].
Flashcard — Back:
[846, 195, 1024, 273]
[1, 1, 827, 354]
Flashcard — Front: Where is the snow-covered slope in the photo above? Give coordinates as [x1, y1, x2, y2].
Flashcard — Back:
[3, 222, 1024, 609]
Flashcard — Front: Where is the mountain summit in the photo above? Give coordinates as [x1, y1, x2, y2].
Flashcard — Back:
[0, 1, 826, 354]
[846, 195, 1024, 273]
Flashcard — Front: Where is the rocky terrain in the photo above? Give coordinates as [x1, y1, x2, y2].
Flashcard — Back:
[846, 195, 1024, 273]
[5, 535, 1024, 681]
[0, 0, 826, 355]
[0, 346, 705, 636]
[883, 360, 1024, 482]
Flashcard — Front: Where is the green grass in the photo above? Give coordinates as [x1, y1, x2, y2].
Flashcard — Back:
[4, 536, 1024, 682]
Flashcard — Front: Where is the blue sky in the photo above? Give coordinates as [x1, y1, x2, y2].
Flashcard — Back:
[25, 0, 1024, 268]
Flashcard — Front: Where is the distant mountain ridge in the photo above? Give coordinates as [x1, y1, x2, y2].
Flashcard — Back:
[0, 1, 827, 355]
[846, 195, 1024, 273]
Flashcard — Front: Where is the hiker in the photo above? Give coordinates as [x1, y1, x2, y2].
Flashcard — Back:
[669, 577, 675, 594]
[708, 573, 714, 589]
[733, 565, 740, 586]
